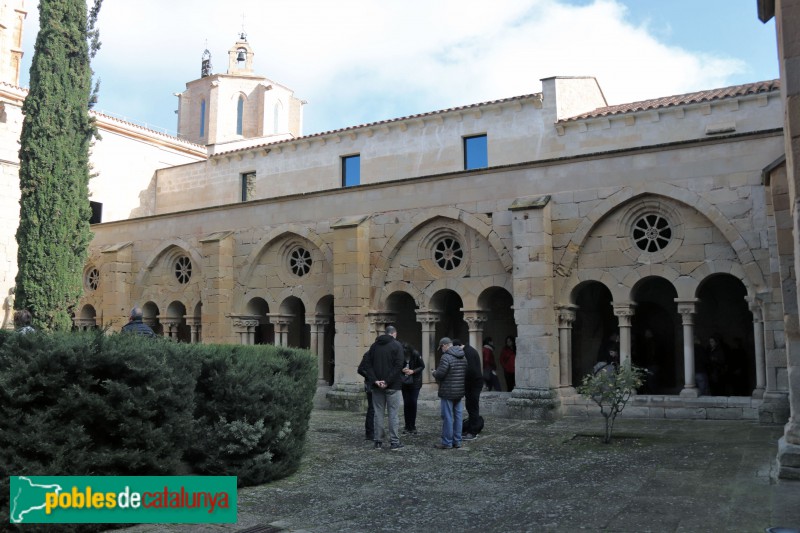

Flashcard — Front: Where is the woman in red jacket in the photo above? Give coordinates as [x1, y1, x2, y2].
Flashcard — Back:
[499, 335, 516, 391]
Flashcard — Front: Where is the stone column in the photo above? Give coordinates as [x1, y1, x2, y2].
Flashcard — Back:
[307, 314, 331, 383]
[676, 299, 698, 397]
[231, 315, 258, 345]
[748, 298, 767, 398]
[161, 318, 180, 340]
[556, 304, 578, 387]
[367, 311, 396, 338]
[185, 316, 201, 344]
[73, 317, 97, 331]
[613, 302, 636, 369]
[416, 309, 441, 385]
[269, 314, 292, 347]
[462, 310, 487, 353]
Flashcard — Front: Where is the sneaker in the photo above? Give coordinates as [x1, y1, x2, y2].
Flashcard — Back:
[401, 428, 410, 435]
[390, 443, 405, 451]
[433, 443, 452, 450]
[374, 441, 382, 450]
[463, 433, 478, 441]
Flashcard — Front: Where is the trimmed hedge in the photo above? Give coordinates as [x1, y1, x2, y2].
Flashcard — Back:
[0, 330, 317, 530]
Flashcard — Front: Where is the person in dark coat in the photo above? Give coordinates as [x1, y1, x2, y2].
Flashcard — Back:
[357, 351, 375, 440]
[363, 325, 405, 451]
[400, 342, 425, 435]
[121, 306, 156, 337]
[432, 337, 467, 449]
[454, 339, 483, 440]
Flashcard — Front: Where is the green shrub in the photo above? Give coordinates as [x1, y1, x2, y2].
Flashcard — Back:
[187, 344, 317, 486]
[0, 331, 199, 530]
[577, 363, 646, 443]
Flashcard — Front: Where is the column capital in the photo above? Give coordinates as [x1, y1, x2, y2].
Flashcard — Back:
[746, 296, 763, 320]
[73, 317, 97, 330]
[305, 314, 331, 327]
[230, 314, 260, 330]
[675, 298, 699, 316]
[415, 308, 441, 326]
[461, 309, 488, 328]
[556, 303, 578, 325]
[184, 316, 201, 327]
[612, 302, 636, 327]
[267, 313, 294, 326]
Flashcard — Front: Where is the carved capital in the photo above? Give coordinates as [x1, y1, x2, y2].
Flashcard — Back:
[556, 303, 578, 326]
[461, 310, 488, 329]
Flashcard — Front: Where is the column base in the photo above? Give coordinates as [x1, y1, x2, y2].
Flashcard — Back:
[325, 382, 367, 412]
[759, 392, 790, 425]
[506, 387, 560, 420]
[776, 436, 800, 480]
[751, 387, 765, 399]
[679, 387, 699, 398]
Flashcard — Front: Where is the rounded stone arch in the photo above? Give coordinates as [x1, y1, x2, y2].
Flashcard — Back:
[555, 184, 767, 299]
[428, 288, 468, 365]
[570, 280, 615, 385]
[563, 269, 621, 305]
[476, 286, 516, 355]
[238, 226, 333, 288]
[689, 260, 757, 300]
[278, 295, 308, 349]
[373, 280, 424, 310]
[74, 304, 98, 331]
[384, 290, 422, 350]
[78, 304, 97, 320]
[244, 296, 273, 345]
[371, 208, 513, 297]
[274, 286, 312, 314]
[134, 239, 204, 297]
[166, 300, 187, 319]
[141, 301, 162, 336]
[421, 278, 478, 311]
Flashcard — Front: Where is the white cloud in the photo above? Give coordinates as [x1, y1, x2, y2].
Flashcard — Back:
[20, 0, 753, 135]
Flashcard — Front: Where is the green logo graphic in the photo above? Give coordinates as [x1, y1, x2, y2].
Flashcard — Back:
[9, 476, 237, 524]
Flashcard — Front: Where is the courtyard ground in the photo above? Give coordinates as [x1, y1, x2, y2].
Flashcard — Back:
[118, 408, 800, 533]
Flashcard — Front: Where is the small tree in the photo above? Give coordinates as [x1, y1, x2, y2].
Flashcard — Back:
[577, 363, 646, 443]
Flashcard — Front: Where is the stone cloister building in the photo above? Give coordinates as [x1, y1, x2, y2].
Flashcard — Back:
[1, 0, 798, 477]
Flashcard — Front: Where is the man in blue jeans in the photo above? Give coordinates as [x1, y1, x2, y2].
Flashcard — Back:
[432, 337, 467, 449]
[363, 325, 405, 451]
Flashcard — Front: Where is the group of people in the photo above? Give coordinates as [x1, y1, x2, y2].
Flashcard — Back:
[8, 306, 156, 337]
[481, 335, 516, 391]
[359, 326, 516, 450]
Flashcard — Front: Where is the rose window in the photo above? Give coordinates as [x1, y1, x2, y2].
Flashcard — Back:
[289, 247, 312, 277]
[175, 256, 192, 284]
[434, 237, 463, 271]
[86, 268, 99, 291]
[632, 214, 672, 253]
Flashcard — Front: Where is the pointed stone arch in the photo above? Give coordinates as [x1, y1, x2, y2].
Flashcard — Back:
[556, 183, 766, 302]
[238, 225, 333, 287]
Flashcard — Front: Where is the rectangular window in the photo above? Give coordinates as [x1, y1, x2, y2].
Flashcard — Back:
[464, 134, 488, 170]
[89, 201, 102, 224]
[200, 99, 206, 138]
[342, 154, 360, 187]
[241, 171, 255, 202]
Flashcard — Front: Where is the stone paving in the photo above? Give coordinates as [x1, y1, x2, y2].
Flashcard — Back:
[117, 409, 800, 533]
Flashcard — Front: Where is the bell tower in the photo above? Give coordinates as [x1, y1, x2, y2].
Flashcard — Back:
[227, 33, 254, 75]
[176, 33, 305, 149]
[0, 0, 27, 86]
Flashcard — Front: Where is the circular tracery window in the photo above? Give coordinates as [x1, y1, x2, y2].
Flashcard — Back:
[289, 247, 312, 277]
[632, 214, 672, 253]
[175, 256, 192, 284]
[85, 268, 99, 291]
[434, 237, 464, 271]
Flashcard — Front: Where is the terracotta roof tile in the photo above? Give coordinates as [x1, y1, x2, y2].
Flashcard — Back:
[561, 79, 780, 122]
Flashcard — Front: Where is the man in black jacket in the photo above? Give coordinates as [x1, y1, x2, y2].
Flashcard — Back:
[357, 351, 375, 440]
[454, 339, 483, 440]
[363, 325, 405, 451]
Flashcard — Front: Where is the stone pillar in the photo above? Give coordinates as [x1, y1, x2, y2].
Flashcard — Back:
[307, 314, 331, 384]
[507, 195, 559, 419]
[99, 242, 133, 332]
[161, 318, 180, 340]
[231, 315, 258, 345]
[199, 231, 234, 343]
[327, 215, 372, 410]
[556, 304, 578, 388]
[73, 317, 97, 331]
[760, 0, 800, 478]
[462, 310, 487, 354]
[613, 302, 636, 369]
[748, 298, 767, 398]
[416, 309, 441, 385]
[185, 316, 201, 344]
[367, 311, 396, 338]
[676, 299, 698, 397]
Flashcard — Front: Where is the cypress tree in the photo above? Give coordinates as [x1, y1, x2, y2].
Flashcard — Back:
[15, 0, 100, 331]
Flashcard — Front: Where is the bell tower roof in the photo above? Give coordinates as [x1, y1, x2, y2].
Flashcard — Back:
[227, 33, 254, 75]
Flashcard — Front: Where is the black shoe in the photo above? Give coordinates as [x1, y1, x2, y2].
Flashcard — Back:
[374, 441, 382, 450]
[463, 433, 478, 441]
[365, 434, 374, 441]
[454, 443, 462, 449]
[390, 443, 405, 451]
[433, 443, 452, 450]
[402, 428, 410, 434]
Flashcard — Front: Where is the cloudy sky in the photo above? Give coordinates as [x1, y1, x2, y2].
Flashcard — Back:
[20, 0, 779, 137]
